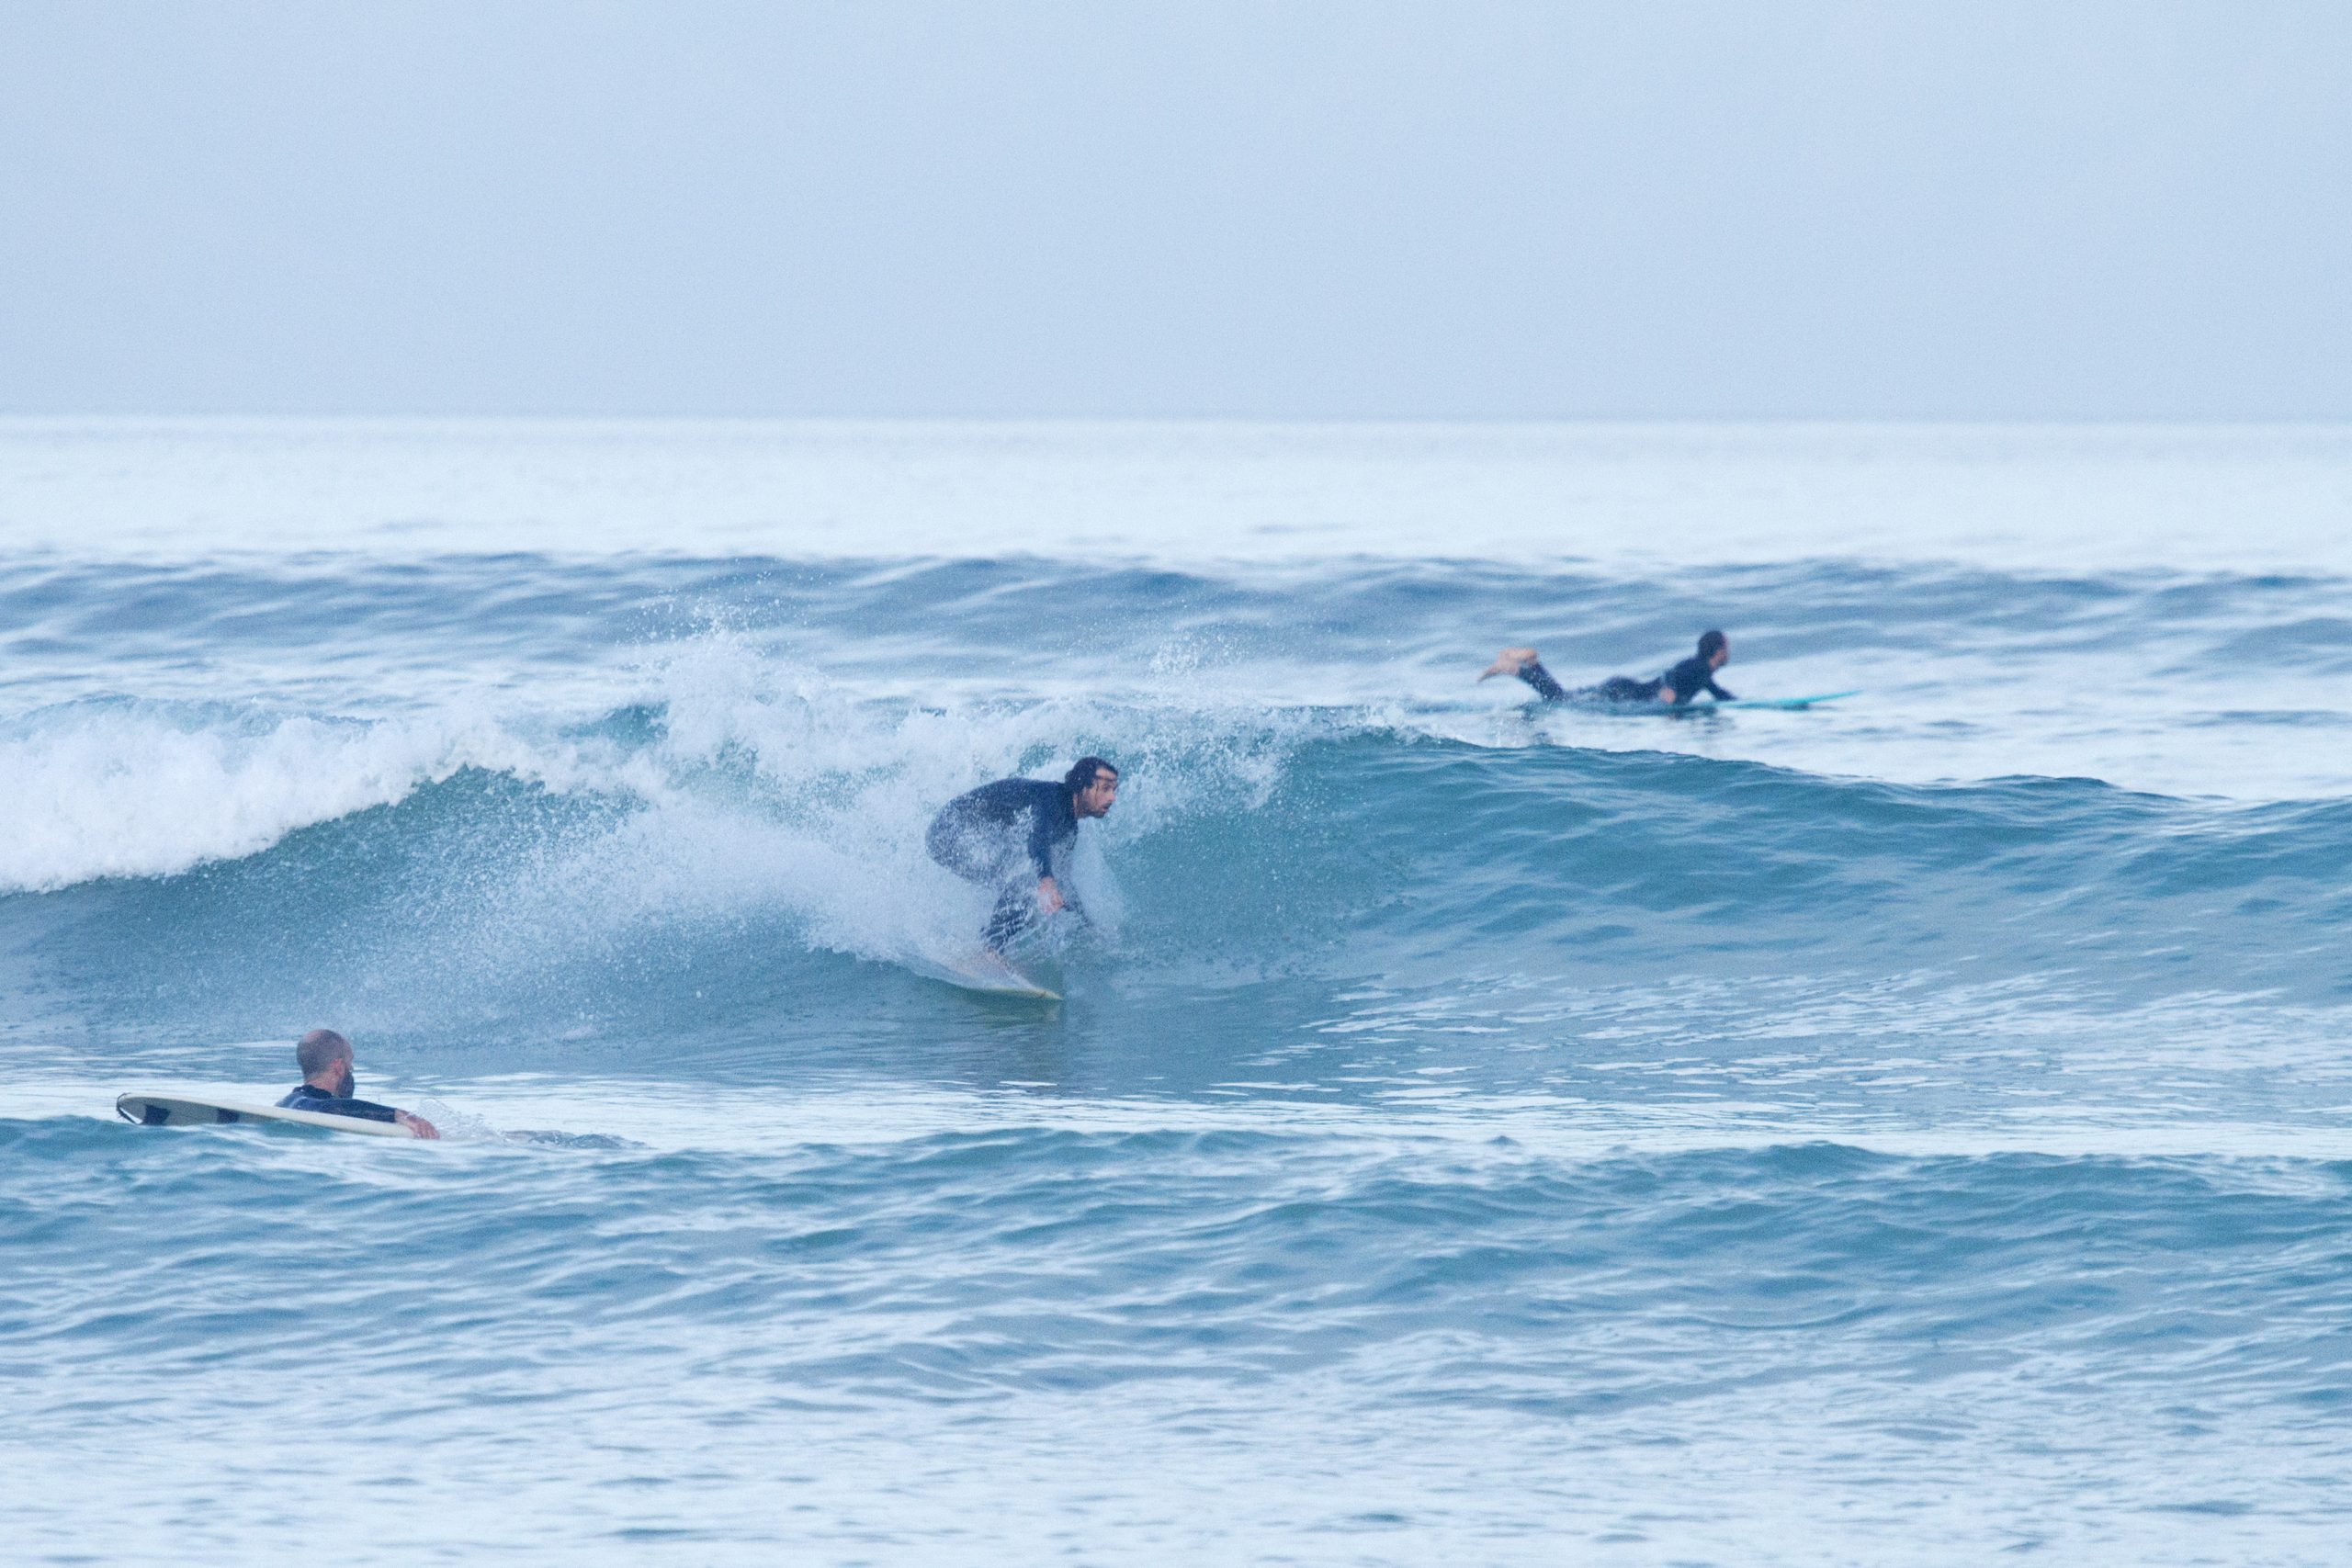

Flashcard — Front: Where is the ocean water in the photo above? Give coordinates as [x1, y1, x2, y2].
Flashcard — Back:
[4, 419, 2351, 1564]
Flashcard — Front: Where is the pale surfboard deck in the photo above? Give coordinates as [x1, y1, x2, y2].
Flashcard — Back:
[901, 950, 1061, 1000]
[116, 1091, 420, 1138]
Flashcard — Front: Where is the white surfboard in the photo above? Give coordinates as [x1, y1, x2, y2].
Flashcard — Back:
[116, 1091, 420, 1138]
[901, 950, 1061, 1000]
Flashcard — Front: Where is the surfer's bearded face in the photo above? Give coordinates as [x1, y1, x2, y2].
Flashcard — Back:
[331, 1058, 356, 1098]
[1075, 770, 1119, 818]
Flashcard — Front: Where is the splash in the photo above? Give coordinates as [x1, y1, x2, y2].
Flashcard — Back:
[459, 636, 1313, 974]
[0, 637, 1321, 1005]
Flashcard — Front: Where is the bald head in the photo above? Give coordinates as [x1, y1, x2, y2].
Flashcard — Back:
[296, 1028, 352, 1078]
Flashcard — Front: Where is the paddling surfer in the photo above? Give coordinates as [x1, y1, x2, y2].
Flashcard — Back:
[1482, 629, 1736, 706]
[926, 757, 1119, 951]
[277, 1029, 440, 1138]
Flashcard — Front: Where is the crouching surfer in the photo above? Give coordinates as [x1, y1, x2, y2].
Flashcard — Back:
[278, 1028, 440, 1139]
[1482, 629, 1736, 706]
[926, 757, 1119, 952]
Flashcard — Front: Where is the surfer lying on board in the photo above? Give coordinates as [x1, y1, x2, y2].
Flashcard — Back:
[277, 1029, 440, 1139]
[926, 757, 1119, 952]
[1481, 629, 1736, 706]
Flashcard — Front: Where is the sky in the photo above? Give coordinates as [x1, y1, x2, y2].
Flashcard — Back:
[2, 0, 2348, 421]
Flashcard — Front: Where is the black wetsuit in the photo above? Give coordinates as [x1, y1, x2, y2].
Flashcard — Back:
[926, 778, 1080, 948]
[277, 1081, 401, 1123]
[1520, 653, 1735, 706]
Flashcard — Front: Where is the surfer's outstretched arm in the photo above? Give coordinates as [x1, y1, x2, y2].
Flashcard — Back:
[338, 1096, 397, 1123]
[1482, 647, 1568, 702]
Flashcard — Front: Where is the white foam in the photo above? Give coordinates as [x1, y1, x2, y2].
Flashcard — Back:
[465, 637, 1306, 971]
[0, 637, 1317, 1004]
[0, 703, 541, 893]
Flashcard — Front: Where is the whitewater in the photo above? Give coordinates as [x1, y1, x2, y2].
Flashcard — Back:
[4, 418, 2351, 1565]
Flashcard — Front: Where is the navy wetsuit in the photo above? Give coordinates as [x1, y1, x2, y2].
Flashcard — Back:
[1513, 660, 1572, 701]
[1657, 653, 1735, 705]
[277, 1082, 401, 1123]
[926, 778, 1080, 949]
[1519, 653, 1734, 706]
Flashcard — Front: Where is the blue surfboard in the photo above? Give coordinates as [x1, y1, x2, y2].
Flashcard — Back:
[1710, 691, 1860, 710]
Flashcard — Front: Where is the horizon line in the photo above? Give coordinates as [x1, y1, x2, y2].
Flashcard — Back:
[7, 411, 2352, 434]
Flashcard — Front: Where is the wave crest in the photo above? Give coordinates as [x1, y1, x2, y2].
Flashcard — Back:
[0, 700, 590, 894]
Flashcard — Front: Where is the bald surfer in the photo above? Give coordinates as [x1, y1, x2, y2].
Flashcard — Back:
[926, 757, 1119, 952]
[1483, 629, 1736, 706]
[277, 1029, 440, 1138]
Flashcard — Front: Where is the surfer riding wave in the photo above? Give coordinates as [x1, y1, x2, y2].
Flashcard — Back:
[925, 757, 1119, 952]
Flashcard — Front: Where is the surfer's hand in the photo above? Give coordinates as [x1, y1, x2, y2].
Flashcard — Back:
[1036, 876, 1065, 914]
[396, 1111, 441, 1140]
[1480, 648, 1538, 681]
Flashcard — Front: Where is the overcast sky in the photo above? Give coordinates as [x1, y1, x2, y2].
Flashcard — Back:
[3, 0, 2347, 420]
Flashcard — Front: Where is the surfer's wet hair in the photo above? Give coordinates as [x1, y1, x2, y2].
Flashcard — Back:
[1698, 629, 1727, 659]
[296, 1028, 352, 1077]
[1065, 756, 1118, 795]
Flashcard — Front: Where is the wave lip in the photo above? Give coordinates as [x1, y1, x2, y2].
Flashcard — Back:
[0, 699, 590, 895]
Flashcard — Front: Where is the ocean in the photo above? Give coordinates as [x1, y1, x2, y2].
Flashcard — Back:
[4, 418, 2349, 1564]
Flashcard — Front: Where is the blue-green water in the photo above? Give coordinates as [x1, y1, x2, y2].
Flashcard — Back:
[5, 421, 2351, 1563]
